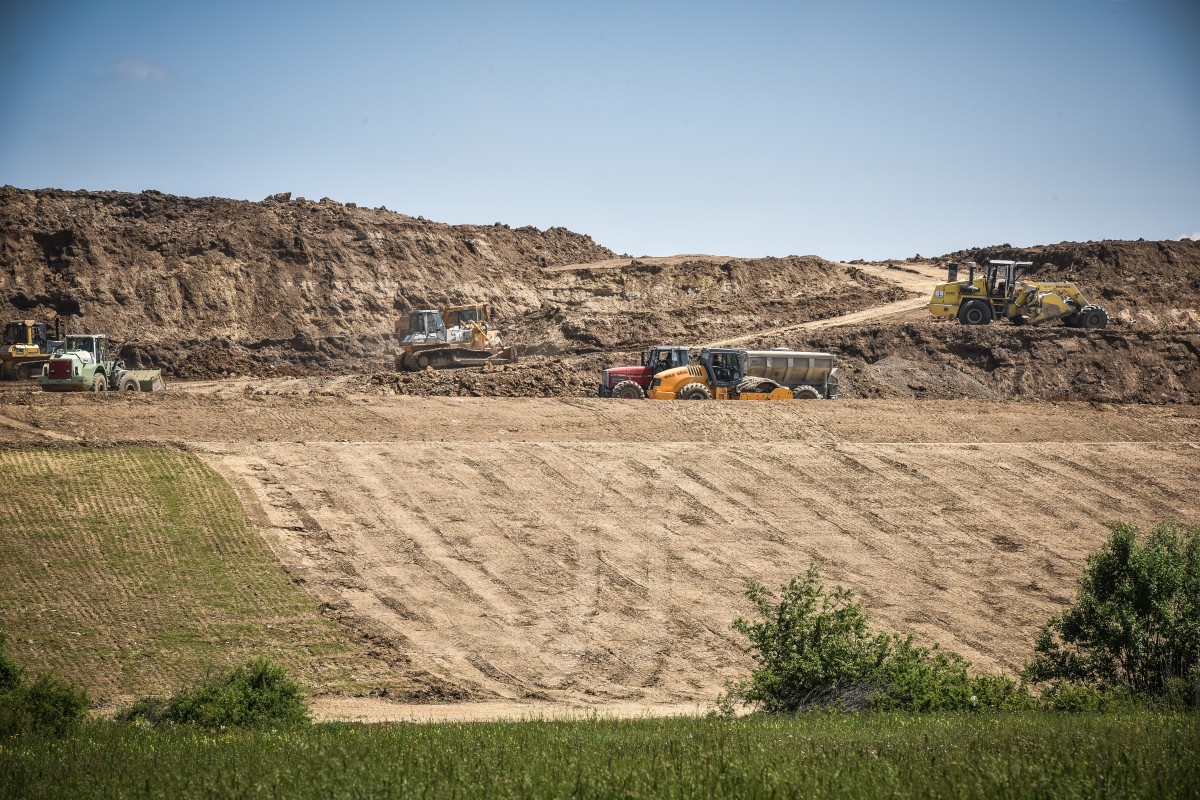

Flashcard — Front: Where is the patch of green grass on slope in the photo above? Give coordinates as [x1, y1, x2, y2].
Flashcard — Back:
[0, 447, 373, 699]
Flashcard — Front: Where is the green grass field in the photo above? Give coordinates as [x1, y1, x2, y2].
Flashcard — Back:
[0, 447, 377, 698]
[2, 711, 1197, 799]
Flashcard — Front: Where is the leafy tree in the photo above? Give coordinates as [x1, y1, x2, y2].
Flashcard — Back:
[725, 564, 1023, 713]
[1025, 521, 1200, 705]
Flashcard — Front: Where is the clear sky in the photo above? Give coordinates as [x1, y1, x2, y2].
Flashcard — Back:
[2, 0, 1197, 260]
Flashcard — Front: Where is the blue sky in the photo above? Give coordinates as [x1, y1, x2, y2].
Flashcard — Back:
[2, 0, 1197, 260]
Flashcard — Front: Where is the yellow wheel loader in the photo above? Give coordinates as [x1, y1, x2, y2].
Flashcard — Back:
[395, 302, 517, 370]
[647, 348, 796, 401]
[929, 260, 1108, 329]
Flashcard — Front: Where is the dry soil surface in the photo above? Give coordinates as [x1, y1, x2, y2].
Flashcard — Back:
[3, 389, 1197, 721]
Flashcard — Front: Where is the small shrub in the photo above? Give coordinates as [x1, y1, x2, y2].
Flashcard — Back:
[0, 632, 90, 737]
[0, 632, 22, 693]
[114, 695, 170, 726]
[1036, 680, 1119, 712]
[122, 659, 310, 729]
[724, 564, 1026, 714]
[1025, 521, 1200, 706]
[0, 673, 90, 737]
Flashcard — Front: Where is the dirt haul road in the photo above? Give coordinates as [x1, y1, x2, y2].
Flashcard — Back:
[2, 391, 1197, 721]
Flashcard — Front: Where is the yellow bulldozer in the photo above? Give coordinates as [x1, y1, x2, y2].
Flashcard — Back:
[1, 319, 64, 380]
[394, 302, 517, 370]
[929, 260, 1108, 328]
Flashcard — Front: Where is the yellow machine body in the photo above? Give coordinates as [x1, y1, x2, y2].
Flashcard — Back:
[929, 260, 1107, 328]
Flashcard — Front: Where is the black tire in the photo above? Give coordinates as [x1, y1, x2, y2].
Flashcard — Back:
[415, 353, 430, 370]
[12, 364, 28, 381]
[677, 382, 712, 400]
[791, 385, 822, 400]
[958, 300, 992, 326]
[91, 374, 108, 392]
[1077, 305, 1108, 330]
[611, 380, 645, 400]
[118, 374, 139, 392]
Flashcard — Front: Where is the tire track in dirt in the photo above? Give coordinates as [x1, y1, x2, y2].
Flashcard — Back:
[196, 433, 1198, 704]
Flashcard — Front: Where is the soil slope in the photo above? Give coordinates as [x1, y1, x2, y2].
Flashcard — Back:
[1, 393, 1196, 713]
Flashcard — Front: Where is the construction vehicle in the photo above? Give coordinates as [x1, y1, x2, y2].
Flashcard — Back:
[745, 349, 839, 399]
[646, 347, 838, 401]
[39, 334, 165, 392]
[598, 345, 691, 398]
[395, 302, 517, 370]
[929, 260, 1109, 328]
[1, 319, 64, 380]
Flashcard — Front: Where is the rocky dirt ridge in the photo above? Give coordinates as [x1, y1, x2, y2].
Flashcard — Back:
[0, 187, 903, 375]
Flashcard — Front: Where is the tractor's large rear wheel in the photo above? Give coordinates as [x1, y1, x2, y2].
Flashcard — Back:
[611, 380, 645, 400]
[958, 300, 993, 326]
[678, 383, 712, 400]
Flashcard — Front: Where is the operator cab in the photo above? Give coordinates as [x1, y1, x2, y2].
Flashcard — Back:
[3, 321, 51, 349]
[644, 346, 690, 375]
[700, 348, 747, 388]
[61, 334, 106, 363]
[446, 305, 491, 329]
[402, 310, 448, 345]
[985, 260, 1033, 310]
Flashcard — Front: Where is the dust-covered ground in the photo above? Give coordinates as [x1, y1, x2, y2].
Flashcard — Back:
[2, 388, 1197, 720]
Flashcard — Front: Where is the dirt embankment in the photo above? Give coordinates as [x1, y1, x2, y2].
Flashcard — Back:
[1, 188, 908, 378]
[0, 187, 613, 372]
[723, 323, 1200, 405]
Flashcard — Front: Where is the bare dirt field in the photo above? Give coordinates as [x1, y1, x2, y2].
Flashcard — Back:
[3, 188, 1199, 721]
[3, 388, 1197, 721]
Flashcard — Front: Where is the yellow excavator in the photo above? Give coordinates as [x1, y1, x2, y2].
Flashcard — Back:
[929, 260, 1108, 328]
[395, 302, 517, 370]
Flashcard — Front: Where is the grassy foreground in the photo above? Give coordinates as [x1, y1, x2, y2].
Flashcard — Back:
[3, 712, 1197, 799]
[0, 447, 373, 697]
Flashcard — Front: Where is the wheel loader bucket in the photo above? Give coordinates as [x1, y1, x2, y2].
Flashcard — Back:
[123, 369, 166, 392]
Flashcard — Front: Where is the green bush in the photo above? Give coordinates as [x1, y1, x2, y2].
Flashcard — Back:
[724, 564, 1025, 714]
[0, 632, 22, 693]
[121, 658, 310, 729]
[0, 633, 90, 737]
[1024, 521, 1200, 706]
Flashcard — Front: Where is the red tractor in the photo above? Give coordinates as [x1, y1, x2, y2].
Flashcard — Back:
[597, 345, 691, 399]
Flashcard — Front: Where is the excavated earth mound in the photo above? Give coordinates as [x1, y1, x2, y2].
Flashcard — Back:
[2, 187, 1197, 405]
[0, 187, 901, 377]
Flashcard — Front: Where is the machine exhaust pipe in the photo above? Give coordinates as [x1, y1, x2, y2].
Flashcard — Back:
[947, 262, 959, 282]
